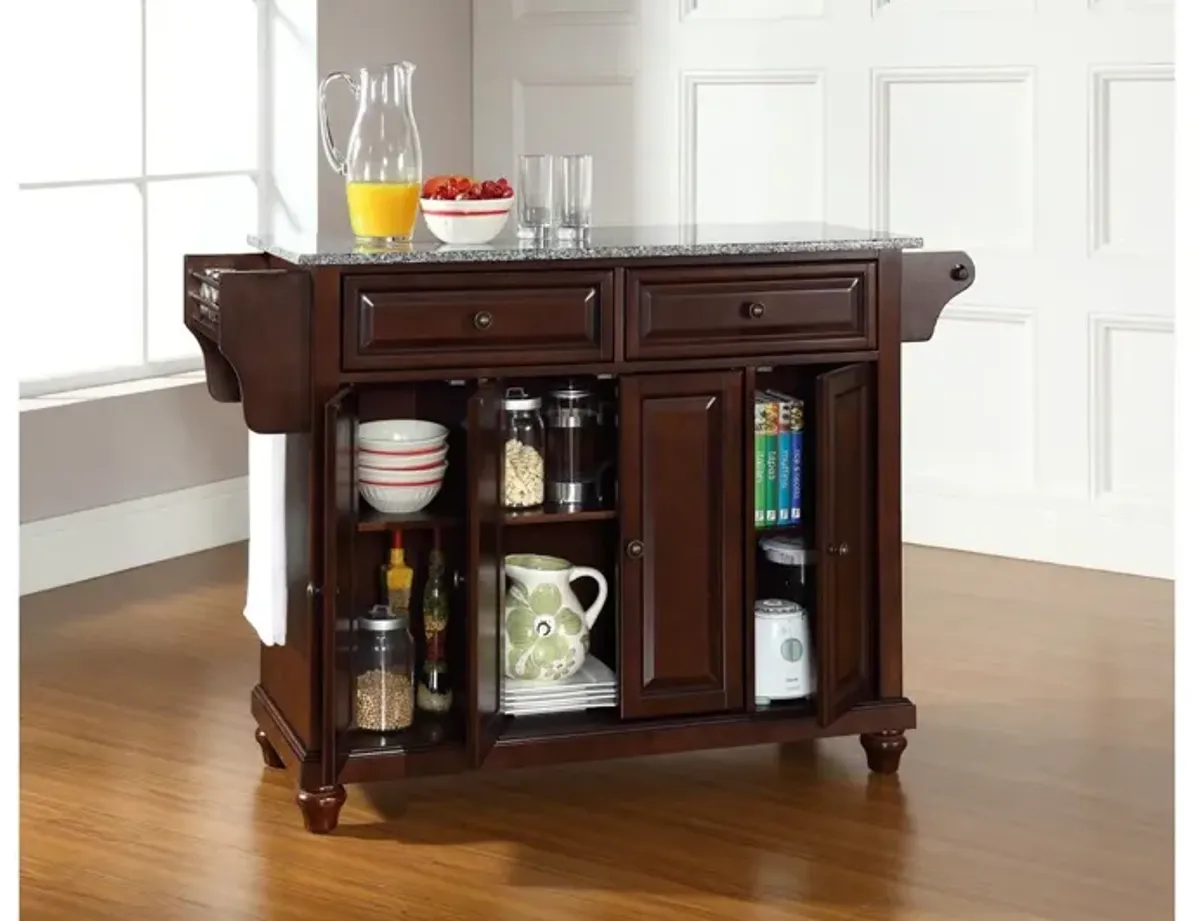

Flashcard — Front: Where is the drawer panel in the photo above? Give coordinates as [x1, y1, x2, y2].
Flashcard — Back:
[626, 263, 875, 360]
[343, 270, 614, 370]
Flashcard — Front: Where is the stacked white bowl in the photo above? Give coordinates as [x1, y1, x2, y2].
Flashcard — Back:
[356, 420, 449, 514]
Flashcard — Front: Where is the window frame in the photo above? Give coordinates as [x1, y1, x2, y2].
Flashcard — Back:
[17, 0, 272, 399]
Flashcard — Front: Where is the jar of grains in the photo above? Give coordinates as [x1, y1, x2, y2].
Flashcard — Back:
[501, 387, 545, 509]
[353, 603, 415, 732]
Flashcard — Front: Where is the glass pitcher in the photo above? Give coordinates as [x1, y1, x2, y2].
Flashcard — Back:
[319, 62, 423, 245]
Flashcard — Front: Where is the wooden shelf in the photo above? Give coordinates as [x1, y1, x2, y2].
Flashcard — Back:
[357, 502, 463, 532]
[348, 711, 464, 755]
[754, 521, 810, 539]
[503, 507, 617, 527]
[750, 698, 817, 721]
[498, 708, 622, 741]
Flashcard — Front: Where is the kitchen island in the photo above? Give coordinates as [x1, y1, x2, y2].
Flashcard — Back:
[184, 223, 974, 834]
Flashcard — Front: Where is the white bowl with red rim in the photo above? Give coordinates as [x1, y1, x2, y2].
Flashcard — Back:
[358, 462, 448, 486]
[358, 442, 448, 470]
[420, 196, 514, 245]
[358, 480, 444, 515]
[357, 419, 448, 454]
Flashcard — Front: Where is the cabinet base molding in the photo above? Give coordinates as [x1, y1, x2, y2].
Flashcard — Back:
[252, 682, 915, 795]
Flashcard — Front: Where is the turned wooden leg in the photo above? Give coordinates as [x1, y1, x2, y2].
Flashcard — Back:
[255, 728, 286, 769]
[296, 786, 346, 834]
[860, 729, 908, 775]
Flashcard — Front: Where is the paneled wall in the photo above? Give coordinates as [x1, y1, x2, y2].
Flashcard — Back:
[473, 0, 1175, 578]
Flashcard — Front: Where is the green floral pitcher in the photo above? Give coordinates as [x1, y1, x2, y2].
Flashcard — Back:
[502, 554, 608, 682]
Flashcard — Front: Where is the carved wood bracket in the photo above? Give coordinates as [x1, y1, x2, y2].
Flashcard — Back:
[899, 251, 976, 343]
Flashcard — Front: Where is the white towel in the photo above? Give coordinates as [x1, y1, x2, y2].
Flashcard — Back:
[243, 432, 289, 646]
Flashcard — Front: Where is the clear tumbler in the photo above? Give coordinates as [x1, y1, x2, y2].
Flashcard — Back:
[555, 154, 593, 240]
[517, 154, 555, 239]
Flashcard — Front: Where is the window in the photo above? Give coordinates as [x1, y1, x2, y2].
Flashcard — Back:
[16, 0, 267, 397]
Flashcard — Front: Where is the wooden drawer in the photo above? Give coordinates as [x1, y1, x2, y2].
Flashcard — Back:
[342, 270, 614, 370]
[626, 263, 875, 360]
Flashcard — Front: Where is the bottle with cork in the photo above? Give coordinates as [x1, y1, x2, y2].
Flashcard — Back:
[417, 532, 453, 714]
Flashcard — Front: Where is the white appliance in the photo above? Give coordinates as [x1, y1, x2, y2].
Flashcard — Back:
[754, 599, 815, 706]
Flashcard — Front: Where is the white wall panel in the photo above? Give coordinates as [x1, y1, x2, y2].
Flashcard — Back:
[1089, 67, 1174, 257]
[682, 73, 824, 226]
[514, 79, 637, 226]
[512, 0, 637, 25]
[874, 70, 1035, 250]
[1090, 316, 1175, 502]
[902, 306, 1037, 490]
[875, 0, 1035, 14]
[474, 0, 1175, 577]
[681, 0, 824, 20]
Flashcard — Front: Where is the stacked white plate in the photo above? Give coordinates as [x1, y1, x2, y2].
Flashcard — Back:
[357, 419, 449, 514]
[502, 656, 617, 716]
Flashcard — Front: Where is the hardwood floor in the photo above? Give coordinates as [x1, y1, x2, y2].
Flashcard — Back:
[20, 544, 1172, 921]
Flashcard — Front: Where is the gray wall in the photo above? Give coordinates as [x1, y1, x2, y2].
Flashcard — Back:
[19, 0, 473, 526]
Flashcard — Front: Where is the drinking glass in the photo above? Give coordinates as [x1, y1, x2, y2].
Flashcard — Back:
[555, 154, 593, 239]
[516, 154, 555, 239]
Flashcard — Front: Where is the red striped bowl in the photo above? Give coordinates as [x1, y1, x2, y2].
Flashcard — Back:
[420, 196, 514, 245]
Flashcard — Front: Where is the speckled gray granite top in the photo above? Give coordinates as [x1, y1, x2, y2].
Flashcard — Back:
[248, 222, 923, 266]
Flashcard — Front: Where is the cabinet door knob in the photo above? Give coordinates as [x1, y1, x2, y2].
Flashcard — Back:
[827, 542, 849, 556]
[625, 539, 645, 560]
[473, 311, 493, 330]
[747, 301, 766, 319]
[950, 264, 969, 282]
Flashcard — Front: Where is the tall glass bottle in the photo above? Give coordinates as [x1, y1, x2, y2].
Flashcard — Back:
[417, 542, 453, 713]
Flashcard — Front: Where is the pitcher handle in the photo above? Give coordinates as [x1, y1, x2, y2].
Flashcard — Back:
[318, 71, 358, 176]
[568, 567, 608, 630]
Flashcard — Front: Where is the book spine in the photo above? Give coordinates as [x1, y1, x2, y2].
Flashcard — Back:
[776, 407, 792, 525]
[753, 398, 766, 528]
[763, 397, 780, 526]
[791, 399, 804, 521]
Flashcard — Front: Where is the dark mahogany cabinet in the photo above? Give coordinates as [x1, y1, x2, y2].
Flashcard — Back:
[184, 234, 974, 834]
[618, 370, 744, 720]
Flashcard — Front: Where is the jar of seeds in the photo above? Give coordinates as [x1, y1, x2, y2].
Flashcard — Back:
[353, 603, 415, 732]
[501, 387, 545, 510]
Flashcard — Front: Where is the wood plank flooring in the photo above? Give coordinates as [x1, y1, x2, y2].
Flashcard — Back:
[19, 544, 1173, 921]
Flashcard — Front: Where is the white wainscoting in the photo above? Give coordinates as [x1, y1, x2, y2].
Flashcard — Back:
[20, 477, 249, 596]
[473, 0, 1174, 577]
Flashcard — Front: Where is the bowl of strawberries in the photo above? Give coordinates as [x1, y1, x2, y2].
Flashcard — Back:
[420, 174, 515, 245]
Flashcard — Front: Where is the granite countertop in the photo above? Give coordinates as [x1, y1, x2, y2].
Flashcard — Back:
[248, 222, 923, 266]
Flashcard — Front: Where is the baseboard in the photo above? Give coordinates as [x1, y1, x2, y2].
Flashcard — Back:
[903, 484, 1173, 580]
[20, 476, 249, 596]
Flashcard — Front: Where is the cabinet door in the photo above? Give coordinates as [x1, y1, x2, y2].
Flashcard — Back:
[467, 381, 505, 764]
[815, 364, 876, 726]
[619, 371, 744, 719]
[321, 387, 356, 787]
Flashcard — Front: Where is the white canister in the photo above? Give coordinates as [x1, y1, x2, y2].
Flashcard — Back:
[754, 599, 816, 706]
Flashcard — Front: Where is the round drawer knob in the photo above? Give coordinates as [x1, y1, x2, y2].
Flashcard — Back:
[950, 264, 969, 282]
[626, 540, 645, 560]
[747, 302, 766, 319]
[473, 311, 493, 330]
[827, 542, 849, 556]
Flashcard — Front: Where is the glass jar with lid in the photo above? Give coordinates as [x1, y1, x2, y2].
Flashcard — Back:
[544, 380, 600, 509]
[501, 387, 545, 509]
[353, 603, 415, 732]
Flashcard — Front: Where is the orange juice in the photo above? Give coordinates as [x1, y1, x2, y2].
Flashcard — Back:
[346, 181, 420, 240]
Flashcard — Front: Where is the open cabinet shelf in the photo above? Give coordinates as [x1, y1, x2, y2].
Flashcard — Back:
[502, 507, 617, 526]
[357, 504, 463, 533]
